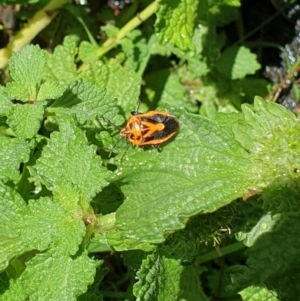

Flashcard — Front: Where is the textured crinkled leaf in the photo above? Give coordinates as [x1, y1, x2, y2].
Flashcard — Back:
[6, 45, 45, 102]
[108, 112, 252, 249]
[0, 250, 100, 301]
[7, 103, 44, 139]
[49, 81, 122, 125]
[133, 253, 184, 301]
[5, 81, 37, 102]
[37, 80, 65, 101]
[82, 59, 141, 114]
[0, 272, 26, 301]
[44, 36, 78, 85]
[0, 86, 12, 115]
[35, 120, 111, 205]
[9, 45, 45, 85]
[77, 267, 106, 301]
[178, 265, 206, 301]
[216, 46, 261, 79]
[0, 181, 26, 224]
[0, 183, 85, 271]
[53, 185, 82, 214]
[0, 137, 30, 181]
[108, 99, 300, 250]
[155, 0, 198, 51]
[78, 41, 98, 64]
[119, 30, 149, 73]
[233, 98, 300, 184]
[159, 25, 210, 75]
[229, 212, 300, 300]
[238, 286, 279, 301]
[6, 45, 63, 102]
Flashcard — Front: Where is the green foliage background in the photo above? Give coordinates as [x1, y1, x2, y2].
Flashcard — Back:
[0, 0, 299, 300]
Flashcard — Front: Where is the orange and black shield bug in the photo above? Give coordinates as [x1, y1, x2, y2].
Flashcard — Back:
[120, 111, 180, 146]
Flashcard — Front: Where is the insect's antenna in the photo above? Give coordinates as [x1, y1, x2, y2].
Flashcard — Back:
[108, 132, 128, 158]
[109, 135, 123, 158]
[135, 99, 141, 114]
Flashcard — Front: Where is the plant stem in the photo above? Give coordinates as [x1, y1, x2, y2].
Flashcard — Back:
[196, 241, 246, 264]
[0, 0, 68, 69]
[96, 0, 157, 58]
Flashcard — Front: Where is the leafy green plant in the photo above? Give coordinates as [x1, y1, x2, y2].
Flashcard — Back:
[0, 0, 300, 300]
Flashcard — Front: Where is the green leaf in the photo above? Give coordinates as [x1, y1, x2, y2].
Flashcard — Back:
[178, 265, 207, 301]
[223, 0, 241, 7]
[0, 182, 86, 271]
[78, 41, 98, 64]
[37, 80, 66, 101]
[238, 286, 279, 301]
[106, 99, 300, 250]
[6, 45, 45, 102]
[0, 250, 101, 301]
[78, 266, 106, 301]
[198, 84, 224, 117]
[44, 36, 78, 86]
[82, 60, 141, 114]
[0, 86, 12, 116]
[133, 253, 184, 300]
[34, 120, 111, 207]
[5, 82, 32, 103]
[108, 113, 252, 250]
[155, 0, 199, 51]
[232, 98, 299, 184]
[0, 271, 26, 301]
[7, 103, 44, 139]
[5, 45, 63, 103]
[49, 80, 121, 125]
[236, 212, 281, 247]
[9, 45, 45, 85]
[101, 24, 119, 38]
[216, 46, 261, 79]
[119, 30, 149, 73]
[0, 137, 30, 181]
[134, 252, 205, 300]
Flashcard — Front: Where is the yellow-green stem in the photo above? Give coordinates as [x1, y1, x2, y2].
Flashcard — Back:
[0, 0, 68, 69]
[96, 0, 157, 58]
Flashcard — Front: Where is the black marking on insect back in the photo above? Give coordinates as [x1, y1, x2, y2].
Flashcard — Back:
[139, 114, 169, 124]
[164, 116, 180, 132]
[143, 117, 180, 142]
[131, 111, 172, 123]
